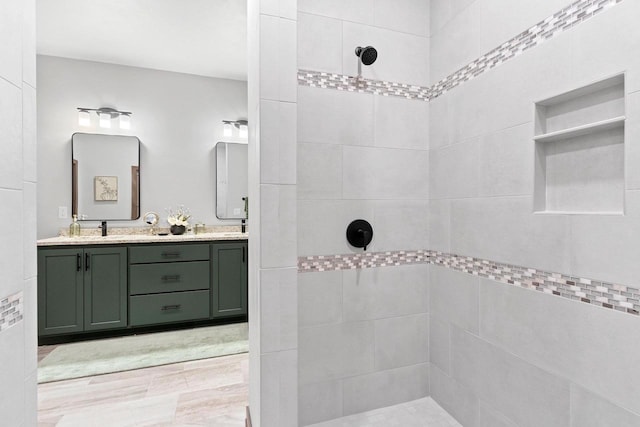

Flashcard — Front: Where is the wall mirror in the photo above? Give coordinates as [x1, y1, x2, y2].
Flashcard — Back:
[72, 132, 141, 220]
[216, 141, 248, 219]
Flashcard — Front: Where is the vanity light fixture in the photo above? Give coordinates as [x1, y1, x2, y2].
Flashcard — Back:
[222, 120, 248, 139]
[77, 107, 133, 129]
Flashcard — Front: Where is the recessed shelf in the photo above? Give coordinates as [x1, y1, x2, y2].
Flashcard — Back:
[534, 116, 625, 143]
[533, 74, 625, 215]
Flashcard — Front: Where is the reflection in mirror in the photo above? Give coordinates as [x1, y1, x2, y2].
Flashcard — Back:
[72, 133, 141, 220]
[216, 141, 248, 219]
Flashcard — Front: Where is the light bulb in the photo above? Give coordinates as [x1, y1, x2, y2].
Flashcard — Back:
[238, 124, 248, 139]
[78, 110, 91, 126]
[119, 114, 131, 130]
[99, 112, 111, 128]
[223, 123, 233, 137]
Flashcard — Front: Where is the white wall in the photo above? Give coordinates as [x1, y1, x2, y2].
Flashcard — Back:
[0, 0, 38, 425]
[296, 1, 431, 425]
[37, 55, 247, 238]
[429, 0, 640, 425]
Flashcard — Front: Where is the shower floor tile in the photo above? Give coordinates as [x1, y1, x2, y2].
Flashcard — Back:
[307, 397, 462, 427]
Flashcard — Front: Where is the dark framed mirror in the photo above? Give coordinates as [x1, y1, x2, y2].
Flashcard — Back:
[216, 141, 248, 220]
[72, 132, 141, 220]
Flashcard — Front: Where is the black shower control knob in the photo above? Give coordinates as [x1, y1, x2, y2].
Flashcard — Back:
[346, 219, 374, 251]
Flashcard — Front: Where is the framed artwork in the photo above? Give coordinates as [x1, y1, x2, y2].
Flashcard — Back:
[94, 176, 118, 201]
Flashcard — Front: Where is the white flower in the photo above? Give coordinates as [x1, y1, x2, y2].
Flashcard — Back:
[166, 205, 191, 227]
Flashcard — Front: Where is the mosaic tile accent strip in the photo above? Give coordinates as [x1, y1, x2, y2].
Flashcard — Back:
[298, 250, 640, 317]
[298, 250, 430, 272]
[298, 70, 433, 101]
[0, 291, 24, 332]
[298, 0, 624, 101]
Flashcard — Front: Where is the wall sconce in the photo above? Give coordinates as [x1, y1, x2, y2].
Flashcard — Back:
[78, 107, 133, 129]
[222, 120, 248, 139]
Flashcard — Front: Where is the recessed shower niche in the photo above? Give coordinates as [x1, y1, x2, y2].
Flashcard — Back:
[533, 74, 625, 214]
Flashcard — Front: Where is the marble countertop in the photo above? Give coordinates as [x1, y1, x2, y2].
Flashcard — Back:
[37, 232, 248, 247]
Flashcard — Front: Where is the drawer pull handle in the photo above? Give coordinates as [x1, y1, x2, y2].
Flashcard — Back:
[161, 252, 181, 258]
[161, 275, 181, 282]
[161, 304, 181, 311]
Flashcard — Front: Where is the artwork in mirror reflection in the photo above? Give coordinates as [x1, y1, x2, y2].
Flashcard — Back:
[72, 133, 140, 220]
[216, 141, 247, 219]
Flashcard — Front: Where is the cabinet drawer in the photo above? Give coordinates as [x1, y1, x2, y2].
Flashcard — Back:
[129, 244, 209, 264]
[129, 290, 210, 326]
[130, 261, 210, 295]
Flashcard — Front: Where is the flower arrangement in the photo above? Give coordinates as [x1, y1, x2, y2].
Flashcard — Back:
[166, 205, 191, 227]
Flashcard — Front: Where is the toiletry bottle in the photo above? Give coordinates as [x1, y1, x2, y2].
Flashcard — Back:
[69, 214, 81, 237]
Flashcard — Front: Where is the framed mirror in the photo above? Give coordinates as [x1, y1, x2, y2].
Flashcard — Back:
[216, 141, 248, 219]
[72, 133, 141, 220]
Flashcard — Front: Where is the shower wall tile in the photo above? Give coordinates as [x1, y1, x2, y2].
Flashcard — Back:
[342, 146, 429, 200]
[22, 83, 36, 183]
[22, 182, 37, 280]
[261, 100, 297, 185]
[0, 0, 22, 87]
[430, 0, 477, 36]
[0, 78, 23, 191]
[479, 277, 640, 415]
[342, 264, 429, 322]
[260, 184, 297, 269]
[478, 0, 570, 55]
[450, 196, 571, 273]
[428, 199, 451, 252]
[299, 378, 343, 426]
[429, 2, 481, 84]
[451, 326, 571, 427]
[260, 268, 298, 354]
[0, 324, 26, 426]
[23, 278, 36, 374]
[297, 86, 374, 146]
[429, 266, 479, 334]
[569, 215, 640, 287]
[570, 385, 640, 427]
[428, 95, 452, 149]
[625, 92, 640, 190]
[298, 321, 375, 385]
[374, 313, 429, 370]
[261, 349, 298, 427]
[430, 364, 479, 427]
[297, 0, 374, 26]
[374, 95, 429, 150]
[371, 199, 429, 252]
[373, 0, 430, 37]
[298, 270, 342, 328]
[0, 189, 23, 298]
[478, 402, 518, 427]
[297, 13, 343, 75]
[571, 0, 640, 94]
[297, 199, 374, 256]
[342, 21, 429, 86]
[428, 315, 450, 375]
[261, 0, 296, 20]
[478, 123, 534, 197]
[429, 139, 479, 200]
[260, 15, 297, 103]
[297, 142, 342, 200]
[342, 363, 429, 416]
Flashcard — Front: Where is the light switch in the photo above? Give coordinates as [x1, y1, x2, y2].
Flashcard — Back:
[58, 206, 68, 219]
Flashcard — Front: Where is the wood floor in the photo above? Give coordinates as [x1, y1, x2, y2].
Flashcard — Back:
[37, 352, 249, 427]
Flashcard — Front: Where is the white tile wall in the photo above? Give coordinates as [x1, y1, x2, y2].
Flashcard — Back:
[373, 0, 430, 37]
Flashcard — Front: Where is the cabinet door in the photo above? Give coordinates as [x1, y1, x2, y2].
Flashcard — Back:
[211, 242, 247, 318]
[38, 248, 84, 336]
[84, 247, 127, 331]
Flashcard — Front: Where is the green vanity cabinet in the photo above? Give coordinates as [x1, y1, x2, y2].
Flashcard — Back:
[129, 243, 212, 326]
[211, 241, 248, 318]
[38, 246, 127, 336]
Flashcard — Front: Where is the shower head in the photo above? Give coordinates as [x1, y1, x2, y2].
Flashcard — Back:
[355, 46, 378, 66]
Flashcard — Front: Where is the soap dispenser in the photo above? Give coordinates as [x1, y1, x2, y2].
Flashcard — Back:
[69, 214, 81, 237]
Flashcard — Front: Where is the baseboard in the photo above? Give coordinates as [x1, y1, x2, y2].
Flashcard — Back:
[246, 406, 252, 427]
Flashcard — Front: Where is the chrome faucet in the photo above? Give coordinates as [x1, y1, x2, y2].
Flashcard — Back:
[100, 221, 107, 236]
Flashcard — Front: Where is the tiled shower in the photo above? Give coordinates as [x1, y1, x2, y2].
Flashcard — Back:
[291, 0, 640, 426]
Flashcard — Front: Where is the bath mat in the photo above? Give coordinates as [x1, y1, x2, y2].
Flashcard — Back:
[38, 322, 248, 383]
